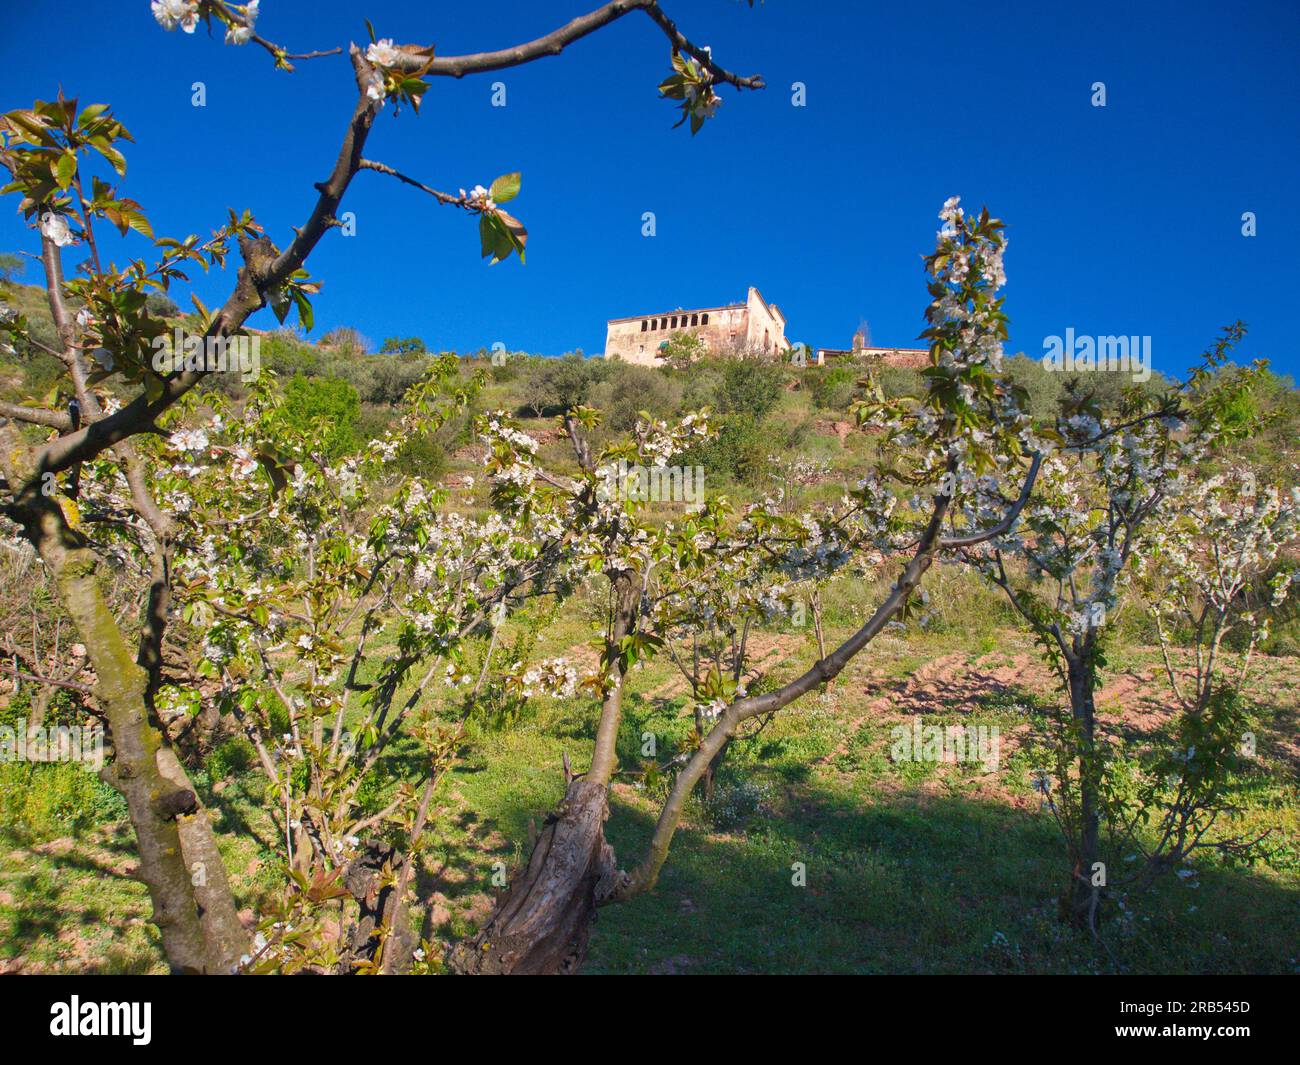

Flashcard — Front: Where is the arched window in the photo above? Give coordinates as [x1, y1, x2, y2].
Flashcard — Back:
[691, 314, 699, 326]
[640, 320, 648, 332]
[661, 317, 668, 330]
[701, 313, 709, 325]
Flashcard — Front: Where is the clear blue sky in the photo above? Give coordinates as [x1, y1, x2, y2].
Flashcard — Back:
[3, 1, 1298, 380]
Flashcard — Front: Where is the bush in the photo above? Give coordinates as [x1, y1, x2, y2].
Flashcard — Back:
[588, 363, 683, 431]
[518, 352, 607, 416]
[876, 364, 925, 399]
[332, 353, 430, 406]
[701, 777, 772, 830]
[808, 365, 858, 410]
[680, 413, 770, 486]
[391, 430, 449, 479]
[206, 736, 256, 780]
[261, 329, 323, 378]
[145, 291, 181, 317]
[714, 358, 784, 420]
[279, 374, 360, 460]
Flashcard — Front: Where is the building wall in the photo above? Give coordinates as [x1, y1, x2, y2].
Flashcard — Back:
[814, 346, 930, 368]
[603, 287, 786, 365]
[604, 303, 747, 365]
[743, 286, 787, 354]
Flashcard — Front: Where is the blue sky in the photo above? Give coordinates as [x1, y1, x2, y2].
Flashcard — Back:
[3, 1, 1298, 380]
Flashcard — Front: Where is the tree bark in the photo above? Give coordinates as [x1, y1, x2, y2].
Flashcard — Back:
[0, 445, 246, 973]
[448, 569, 638, 975]
[447, 778, 618, 974]
[1066, 655, 1101, 929]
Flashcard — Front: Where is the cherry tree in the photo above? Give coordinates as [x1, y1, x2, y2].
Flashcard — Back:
[956, 322, 1293, 929]
[0, 0, 763, 974]
[446, 199, 1043, 972]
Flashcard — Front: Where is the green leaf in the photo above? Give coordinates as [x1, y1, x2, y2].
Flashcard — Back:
[54, 151, 77, 191]
[488, 172, 521, 204]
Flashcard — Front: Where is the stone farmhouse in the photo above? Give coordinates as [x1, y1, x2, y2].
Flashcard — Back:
[602, 290, 927, 368]
[603, 286, 787, 366]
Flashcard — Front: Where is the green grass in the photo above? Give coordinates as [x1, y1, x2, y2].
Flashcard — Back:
[1, 586, 1296, 973]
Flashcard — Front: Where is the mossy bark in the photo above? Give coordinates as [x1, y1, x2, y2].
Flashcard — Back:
[2, 440, 246, 972]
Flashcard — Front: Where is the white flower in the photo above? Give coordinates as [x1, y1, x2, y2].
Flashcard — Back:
[464, 184, 495, 210]
[151, 0, 200, 33]
[296, 633, 314, 650]
[39, 210, 74, 247]
[366, 38, 403, 67]
[364, 70, 387, 103]
[168, 427, 210, 454]
[225, 0, 257, 43]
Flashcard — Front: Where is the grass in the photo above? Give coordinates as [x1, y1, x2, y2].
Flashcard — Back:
[3, 605, 1296, 974]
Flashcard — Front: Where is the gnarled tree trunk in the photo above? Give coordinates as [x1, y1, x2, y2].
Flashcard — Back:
[449, 778, 619, 974]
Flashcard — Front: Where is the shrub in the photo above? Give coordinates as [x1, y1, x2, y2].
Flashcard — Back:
[145, 291, 181, 317]
[279, 374, 360, 461]
[701, 777, 772, 830]
[808, 364, 858, 410]
[518, 352, 606, 416]
[206, 736, 256, 780]
[875, 364, 925, 399]
[588, 363, 683, 431]
[392, 430, 449, 479]
[680, 413, 770, 485]
[714, 358, 784, 420]
[261, 329, 323, 378]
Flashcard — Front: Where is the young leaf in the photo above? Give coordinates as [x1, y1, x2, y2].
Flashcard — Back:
[488, 172, 521, 204]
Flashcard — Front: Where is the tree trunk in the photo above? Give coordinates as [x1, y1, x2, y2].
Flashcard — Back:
[449, 569, 638, 974]
[1066, 656, 1101, 929]
[2, 473, 247, 972]
[448, 778, 619, 974]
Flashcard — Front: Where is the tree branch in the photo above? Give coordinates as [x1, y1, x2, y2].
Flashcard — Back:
[400, 0, 764, 91]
